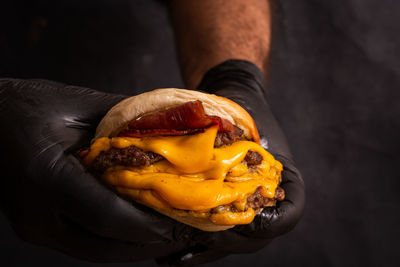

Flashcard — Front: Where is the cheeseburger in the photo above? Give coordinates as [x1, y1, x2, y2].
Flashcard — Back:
[79, 89, 284, 231]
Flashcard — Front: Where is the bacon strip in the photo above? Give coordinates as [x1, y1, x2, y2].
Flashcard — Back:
[118, 100, 235, 137]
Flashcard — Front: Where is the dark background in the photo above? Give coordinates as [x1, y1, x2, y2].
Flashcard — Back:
[1, 0, 399, 266]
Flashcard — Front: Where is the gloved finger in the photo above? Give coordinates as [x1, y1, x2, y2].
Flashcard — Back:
[170, 250, 229, 267]
[40, 154, 187, 243]
[0, 79, 126, 155]
[56, 228, 174, 263]
[0, 79, 126, 119]
[162, 229, 271, 266]
[222, 91, 292, 159]
[233, 155, 305, 239]
[197, 59, 292, 158]
[156, 244, 229, 267]
[4, 170, 185, 263]
[15, 212, 180, 263]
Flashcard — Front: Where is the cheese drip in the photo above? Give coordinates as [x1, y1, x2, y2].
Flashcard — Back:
[84, 126, 282, 219]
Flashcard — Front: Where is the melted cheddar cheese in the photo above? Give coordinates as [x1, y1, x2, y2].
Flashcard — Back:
[83, 126, 282, 225]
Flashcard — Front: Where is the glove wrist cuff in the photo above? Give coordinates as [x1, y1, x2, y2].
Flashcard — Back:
[197, 59, 268, 95]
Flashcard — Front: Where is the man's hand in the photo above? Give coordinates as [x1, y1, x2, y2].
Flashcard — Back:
[0, 79, 192, 262]
[157, 60, 305, 266]
[169, 1, 304, 264]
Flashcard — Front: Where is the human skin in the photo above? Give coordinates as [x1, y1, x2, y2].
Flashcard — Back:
[170, 0, 272, 89]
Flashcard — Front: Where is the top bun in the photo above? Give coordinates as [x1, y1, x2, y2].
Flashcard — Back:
[95, 88, 260, 143]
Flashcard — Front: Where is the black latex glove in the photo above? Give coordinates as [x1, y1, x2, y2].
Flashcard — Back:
[0, 79, 192, 262]
[158, 60, 305, 266]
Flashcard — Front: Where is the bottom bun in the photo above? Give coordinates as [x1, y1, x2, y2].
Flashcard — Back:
[152, 202, 275, 232]
[154, 207, 236, 232]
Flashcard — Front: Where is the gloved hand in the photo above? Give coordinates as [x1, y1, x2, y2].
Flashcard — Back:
[157, 60, 305, 266]
[0, 79, 192, 262]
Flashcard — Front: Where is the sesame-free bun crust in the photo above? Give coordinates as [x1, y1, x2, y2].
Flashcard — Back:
[153, 204, 274, 232]
[154, 207, 235, 232]
[95, 88, 260, 143]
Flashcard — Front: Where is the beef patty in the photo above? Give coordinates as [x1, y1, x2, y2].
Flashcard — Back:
[92, 146, 163, 173]
[92, 145, 264, 173]
[91, 125, 263, 172]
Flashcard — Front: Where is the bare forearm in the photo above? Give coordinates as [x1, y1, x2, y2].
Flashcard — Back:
[170, 0, 271, 88]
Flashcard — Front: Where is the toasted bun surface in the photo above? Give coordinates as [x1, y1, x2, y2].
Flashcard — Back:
[154, 207, 235, 232]
[153, 204, 273, 232]
[95, 88, 260, 143]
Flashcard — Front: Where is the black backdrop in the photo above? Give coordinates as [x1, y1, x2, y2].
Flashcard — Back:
[1, 0, 399, 266]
